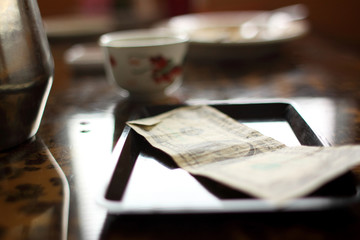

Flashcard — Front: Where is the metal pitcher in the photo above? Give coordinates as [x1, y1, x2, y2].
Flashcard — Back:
[0, 0, 53, 151]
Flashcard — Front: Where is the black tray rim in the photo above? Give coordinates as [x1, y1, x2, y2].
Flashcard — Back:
[97, 99, 360, 215]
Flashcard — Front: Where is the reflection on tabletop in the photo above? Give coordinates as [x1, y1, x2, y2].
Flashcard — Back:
[0, 138, 69, 240]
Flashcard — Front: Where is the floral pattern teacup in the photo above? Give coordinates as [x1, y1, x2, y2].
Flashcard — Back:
[100, 29, 188, 100]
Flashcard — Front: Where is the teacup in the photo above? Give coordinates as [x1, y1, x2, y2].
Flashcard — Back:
[99, 29, 188, 100]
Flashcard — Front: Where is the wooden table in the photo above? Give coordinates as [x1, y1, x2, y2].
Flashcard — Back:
[1, 29, 360, 240]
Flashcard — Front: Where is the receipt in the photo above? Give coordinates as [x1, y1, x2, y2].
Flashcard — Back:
[127, 105, 360, 205]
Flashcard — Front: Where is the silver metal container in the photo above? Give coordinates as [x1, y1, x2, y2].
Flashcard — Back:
[0, 0, 53, 151]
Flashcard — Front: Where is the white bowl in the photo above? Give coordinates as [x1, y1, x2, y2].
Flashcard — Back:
[99, 29, 188, 100]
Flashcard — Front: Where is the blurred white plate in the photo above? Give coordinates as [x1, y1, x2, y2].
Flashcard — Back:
[64, 43, 105, 72]
[157, 10, 309, 59]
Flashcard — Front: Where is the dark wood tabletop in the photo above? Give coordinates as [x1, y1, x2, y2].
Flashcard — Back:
[1, 25, 360, 239]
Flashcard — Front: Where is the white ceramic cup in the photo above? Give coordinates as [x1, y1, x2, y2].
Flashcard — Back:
[99, 29, 188, 100]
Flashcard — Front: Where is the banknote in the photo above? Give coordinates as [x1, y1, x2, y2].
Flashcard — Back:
[127, 105, 360, 205]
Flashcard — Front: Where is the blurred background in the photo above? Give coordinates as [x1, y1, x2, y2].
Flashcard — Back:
[37, 0, 360, 47]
